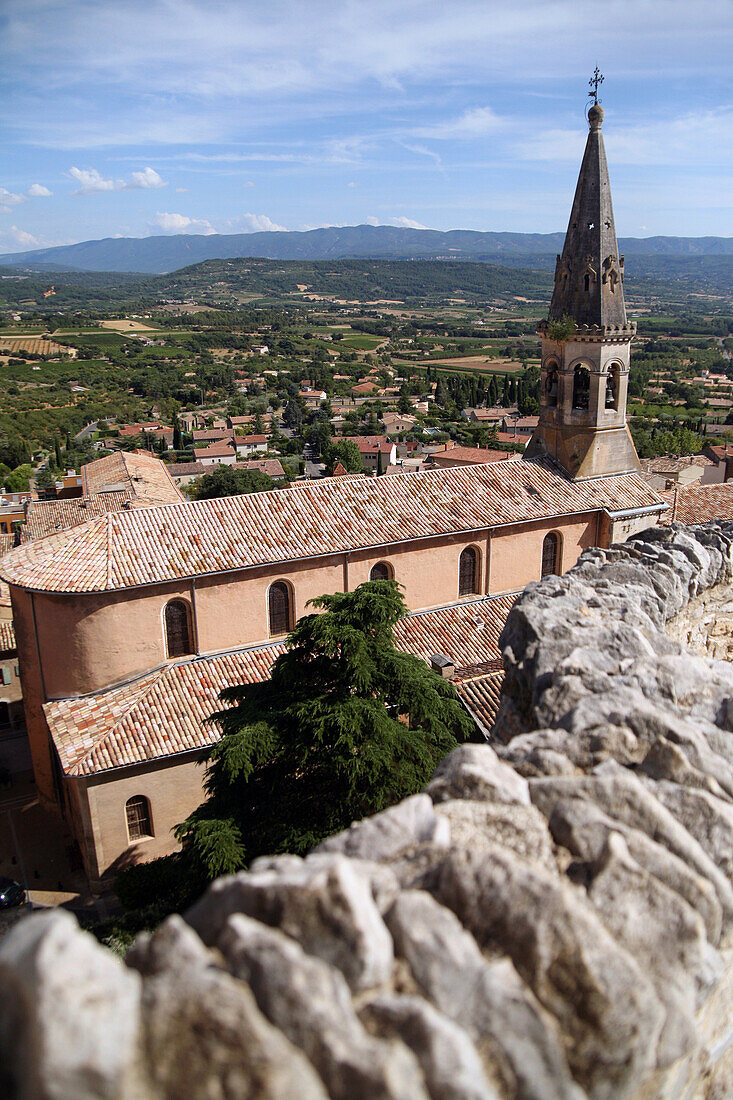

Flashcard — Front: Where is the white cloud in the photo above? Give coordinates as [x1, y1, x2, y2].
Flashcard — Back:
[5, 225, 40, 248]
[347, 181, 357, 187]
[150, 211, 215, 234]
[223, 213, 288, 233]
[69, 165, 167, 194]
[69, 167, 117, 193]
[0, 188, 25, 207]
[414, 107, 505, 140]
[26, 183, 52, 197]
[128, 166, 166, 189]
[390, 216, 429, 229]
[175, 186, 189, 192]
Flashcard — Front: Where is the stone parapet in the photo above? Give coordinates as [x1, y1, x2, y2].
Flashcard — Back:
[2, 523, 733, 1098]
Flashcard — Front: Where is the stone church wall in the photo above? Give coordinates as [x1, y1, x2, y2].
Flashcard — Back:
[3, 522, 733, 1100]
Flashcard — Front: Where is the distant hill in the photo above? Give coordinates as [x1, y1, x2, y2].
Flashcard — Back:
[1, 224, 732, 275]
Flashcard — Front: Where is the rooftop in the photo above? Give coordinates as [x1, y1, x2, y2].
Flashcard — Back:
[0, 458, 664, 595]
[660, 482, 733, 524]
[44, 594, 516, 777]
[0, 620, 15, 656]
[81, 451, 183, 507]
[20, 491, 135, 543]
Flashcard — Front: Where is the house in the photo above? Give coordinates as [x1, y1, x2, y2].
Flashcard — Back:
[118, 423, 174, 449]
[639, 455, 715, 491]
[167, 459, 286, 487]
[351, 381, 380, 396]
[382, 412, 418, 434]
[193, 441, 238, 466]
[427, 443, 520, 469]
[234, 434, 270, 457]
[340, 436, 397, 472]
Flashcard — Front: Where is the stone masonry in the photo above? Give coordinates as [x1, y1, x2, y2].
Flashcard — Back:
[3, 522, 733, 1099]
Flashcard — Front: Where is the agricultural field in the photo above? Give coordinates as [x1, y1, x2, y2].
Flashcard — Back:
[0, 336, 74, 357]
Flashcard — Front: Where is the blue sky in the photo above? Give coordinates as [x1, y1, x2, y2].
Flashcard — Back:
[1, 0, 732, 253]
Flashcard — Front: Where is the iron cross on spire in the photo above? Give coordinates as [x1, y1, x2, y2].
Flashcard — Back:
[588, 67, 604, 105]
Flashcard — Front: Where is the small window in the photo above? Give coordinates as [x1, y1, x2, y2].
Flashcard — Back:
[370, 562, 392, 581]
[268, 581, 292, 636]
[459, 547, 479, 597]
[572, 365, 590, 411]
[541, 532, 560, 578]
[126, 796, 153, 842]
[164, 600, 192, 658]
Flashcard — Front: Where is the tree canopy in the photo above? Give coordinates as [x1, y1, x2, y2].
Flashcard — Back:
[190, 464, 277, 499]
[176, 580, 474, 878]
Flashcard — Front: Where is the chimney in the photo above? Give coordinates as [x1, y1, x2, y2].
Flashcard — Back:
[430, 653, 455, 679]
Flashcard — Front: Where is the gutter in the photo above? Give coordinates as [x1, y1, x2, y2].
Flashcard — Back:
[601, 503, 668, 520]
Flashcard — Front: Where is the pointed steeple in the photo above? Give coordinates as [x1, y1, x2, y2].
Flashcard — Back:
[526, 80, 641, 481]
[548, 102, 627, 330]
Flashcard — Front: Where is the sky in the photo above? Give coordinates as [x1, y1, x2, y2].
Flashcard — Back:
[1, 0, 732, 254]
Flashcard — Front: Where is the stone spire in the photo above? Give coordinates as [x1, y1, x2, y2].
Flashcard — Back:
[526, 82, 641, 481]
[548, 102, 627, 330]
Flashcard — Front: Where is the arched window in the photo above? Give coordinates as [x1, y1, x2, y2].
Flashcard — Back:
[459, 547, 479, 597]
[369, 561, 392, 581]
[545, 363, 559, 407]
[605, 363, 620, 410]
[126, 795, 153, 842]
[268, 581, 292, 636]
[572, 365, 590, 411]
[164, 600, 192, 658]
[541, 532, 561, 578]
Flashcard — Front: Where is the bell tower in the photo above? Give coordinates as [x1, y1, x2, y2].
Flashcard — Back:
[526, 74, 640, 480]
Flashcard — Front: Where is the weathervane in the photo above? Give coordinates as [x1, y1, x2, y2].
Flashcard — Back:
[588, 67, 604, 105]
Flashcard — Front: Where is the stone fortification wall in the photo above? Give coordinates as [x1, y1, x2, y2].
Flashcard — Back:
[3, 523, 733, 1100]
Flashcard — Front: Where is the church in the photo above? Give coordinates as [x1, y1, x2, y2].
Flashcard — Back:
[0, 98, 668, 885]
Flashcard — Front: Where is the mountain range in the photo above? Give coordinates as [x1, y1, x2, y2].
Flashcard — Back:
[2, 224, 733, 275]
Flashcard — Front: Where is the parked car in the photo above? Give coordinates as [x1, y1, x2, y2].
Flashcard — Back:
[0, 876, 26, 909]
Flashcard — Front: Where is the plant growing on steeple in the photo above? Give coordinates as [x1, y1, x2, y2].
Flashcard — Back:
[547, 315, 577, 342]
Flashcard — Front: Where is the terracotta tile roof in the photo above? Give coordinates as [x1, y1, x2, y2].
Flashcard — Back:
[639, 455, 713, 475]
[659, 483, 733, 524]
[429, 446, 519, 467]
[0, 534, 14, 559]
[81, 452, 183, 507]
[0, 620, 16, 655]
[393, 594, 516, 670]
[0, 582, 10, 607]
[456, 671, 504, 734]
[194, 441, 237, 460]
[44, 595, 515, 776]
[20, 491, 135, 543]
[0, 458, 664, 595]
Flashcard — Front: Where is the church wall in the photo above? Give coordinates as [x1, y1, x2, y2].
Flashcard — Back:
[489, 513, 598, 593]
[9, 587, 56, 804]
[70, 751, 206, 884]
[30, 581, 195, 699]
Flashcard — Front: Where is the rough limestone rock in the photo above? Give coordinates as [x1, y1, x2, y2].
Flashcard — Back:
[361, 994, 499, 1100]
[187, 854, 394, 992]
[138, 923, 327, 1098]
[3, 524, 733, 1099]
[386, 889, 579, 1100]
[0, 910, 142, 1100]
[315, 793, 450, 860]
[433, 799, 556, 871]
[219, 912, 428, 1100]
[433, 844, 663, 1098]
[426, 744, 531, 806]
